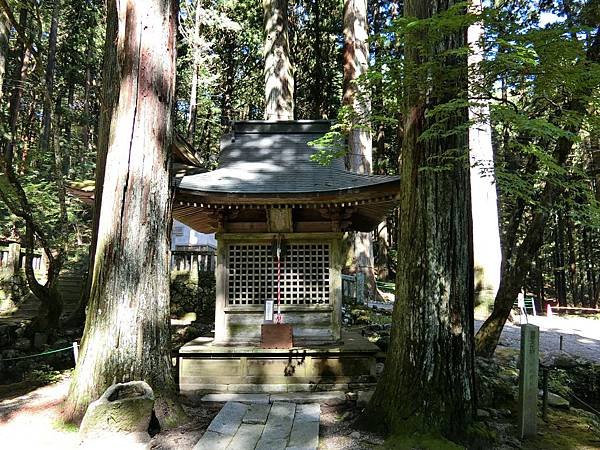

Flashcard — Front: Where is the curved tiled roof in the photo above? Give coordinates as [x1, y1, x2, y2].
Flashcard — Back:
[177, 121, 399, 195]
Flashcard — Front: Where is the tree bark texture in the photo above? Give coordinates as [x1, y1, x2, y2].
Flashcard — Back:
[65, 0, 184, 428]
[554, 210, 568, 306]
[343, 0, 377, 300]
[368, 0, 475, 438]
[0, 8, 8, 102]
[263, 0, 294, 120]
[468, 0, 501, 296]
[220, 33, 235, 124]
[343, 0, 371, 174]
[186, 0, 202, 145]
[40, 0, 60, 154]
[3, 7, 27, 166]
[310, 0, 324, 118]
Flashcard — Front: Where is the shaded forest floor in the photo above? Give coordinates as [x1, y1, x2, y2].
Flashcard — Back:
[0, 349, 598, 449]
[1, 296, 599, 449]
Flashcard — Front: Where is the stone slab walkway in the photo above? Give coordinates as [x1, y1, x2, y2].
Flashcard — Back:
[193, 401, 320, 450]
[201, 391, 346, 406]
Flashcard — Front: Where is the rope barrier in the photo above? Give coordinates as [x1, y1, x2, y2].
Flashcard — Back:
[0, 346, 74, 362]
[569, 392, 600, 418]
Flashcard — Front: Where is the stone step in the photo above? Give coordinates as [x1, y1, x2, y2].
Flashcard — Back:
[201, 393, 270, 404]
[200, 391, 347, 406]
[193, 401, 248, 450]
[243, 403, 271, 425]
[195, 400, 320, 450]
[270, 391, 346, 406]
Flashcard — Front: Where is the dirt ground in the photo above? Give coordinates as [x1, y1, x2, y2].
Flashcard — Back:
[1, 313, 598, 449]
[372, 298, 600, 363]
[0, 375, 378, 449]
[476, 315, 600, 363]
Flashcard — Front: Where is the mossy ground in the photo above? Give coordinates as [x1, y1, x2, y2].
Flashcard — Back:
[375, 406, 599, 450]
[52, 417, 79, 433]
[522, 408, 600, 450]
[382, 432, 464, 449]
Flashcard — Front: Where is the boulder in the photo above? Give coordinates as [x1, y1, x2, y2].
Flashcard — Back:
[539, 391, 570, 409]
[79, 381, 155, 442]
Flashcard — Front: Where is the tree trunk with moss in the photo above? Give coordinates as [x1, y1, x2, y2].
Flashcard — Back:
[367, 0, 475, 439]
[64, 0, 185, 428]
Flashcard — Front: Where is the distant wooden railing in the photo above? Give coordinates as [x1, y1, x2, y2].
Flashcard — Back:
[0, 243, 44, 274]
[342, 273, 365, 304]
[171, 247, 216, 273]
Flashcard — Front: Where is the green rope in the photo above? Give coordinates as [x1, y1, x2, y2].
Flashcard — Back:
[0, 346, 73, 362]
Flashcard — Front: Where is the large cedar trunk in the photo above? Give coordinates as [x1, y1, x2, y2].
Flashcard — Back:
[220, 33, 236, 124]
[40, 0, 60, 154]
[368, 0, 475, 439]
[468, 0, 501, 297]
[186, 0, 202, 145]
[263, 0, 294, 120]
[64, 0, 185, 428]
[343, 0, 378, 300]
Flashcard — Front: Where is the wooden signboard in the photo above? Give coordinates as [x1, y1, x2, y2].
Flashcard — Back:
[261, 324, 293, 349]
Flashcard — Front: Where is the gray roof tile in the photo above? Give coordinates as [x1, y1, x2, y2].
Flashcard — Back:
[177, 121, 399, 194]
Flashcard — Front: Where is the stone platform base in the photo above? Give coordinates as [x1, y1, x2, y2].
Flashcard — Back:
[178, 331, 379, 397]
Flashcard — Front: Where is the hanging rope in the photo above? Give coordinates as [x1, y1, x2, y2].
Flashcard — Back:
[0, 346, 73, 362]
[275, 234, 283, 323]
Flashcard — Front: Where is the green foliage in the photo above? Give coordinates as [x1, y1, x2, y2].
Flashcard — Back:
[52, 418, 79, 433]
[24, 364, 66, 384]
[0, 0, 102, 268]
[170, 270, 216, 322]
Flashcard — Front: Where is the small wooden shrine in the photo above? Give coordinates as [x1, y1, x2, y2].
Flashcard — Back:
[174, 120, 399, 394]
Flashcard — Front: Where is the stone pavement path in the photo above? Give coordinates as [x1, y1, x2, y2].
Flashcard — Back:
[193, 401, 320, 450]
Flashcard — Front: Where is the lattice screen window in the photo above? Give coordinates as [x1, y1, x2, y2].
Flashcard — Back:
[227, 243, 330, 306]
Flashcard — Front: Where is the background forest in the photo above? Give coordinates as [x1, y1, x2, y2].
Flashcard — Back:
[0, 0, 599, 312]
[1, 0, 600, 446]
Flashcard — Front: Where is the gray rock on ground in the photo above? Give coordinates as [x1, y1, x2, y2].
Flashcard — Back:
[79, 380, 155, 443]
[539, 391, 570, 409]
